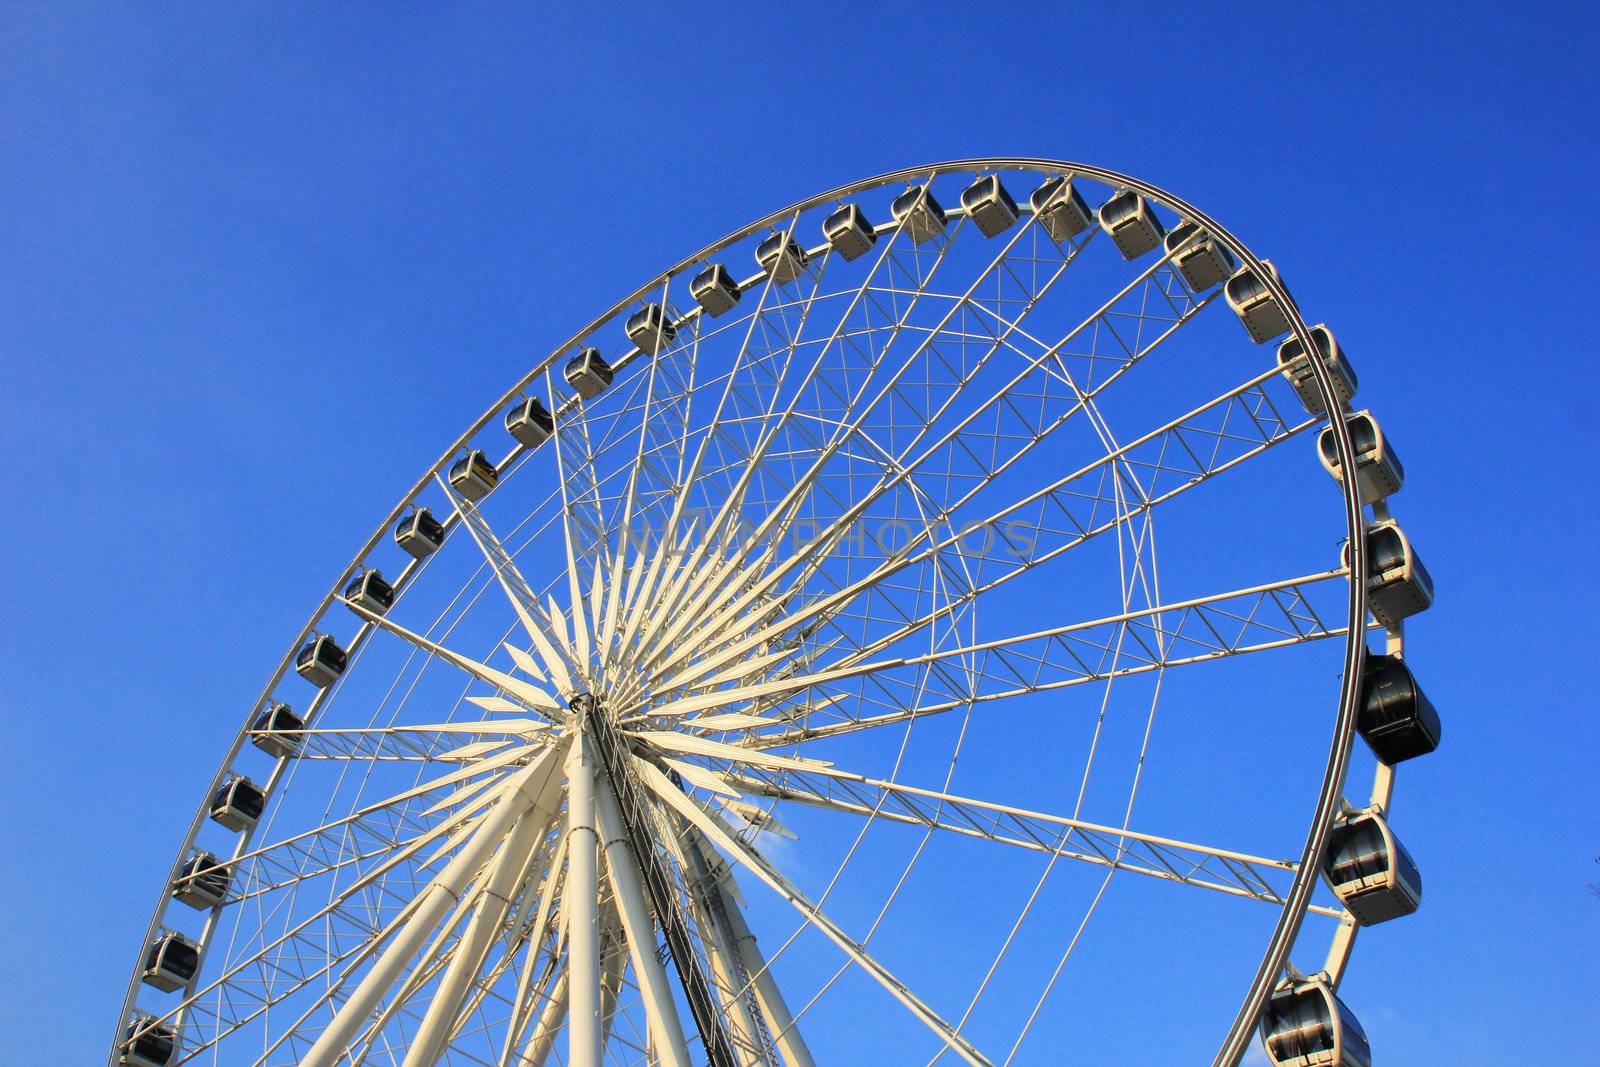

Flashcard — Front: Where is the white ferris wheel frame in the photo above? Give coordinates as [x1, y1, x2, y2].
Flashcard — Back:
[108, 157, 1401, 1067]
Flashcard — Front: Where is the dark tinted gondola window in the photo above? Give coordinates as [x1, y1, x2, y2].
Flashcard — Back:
[1263, 986, 1336, 1061]
[1100, 191, 1137, 227]
[234, 784, 265, 818]
[126, 1022, 175, 1060]
[167, 940, 199, 973]
[181, 852, 231, 898]
[1326, 820, 1388, 886]
[1367, 527, 1405, 572]
[1348, 414, 1379, 455]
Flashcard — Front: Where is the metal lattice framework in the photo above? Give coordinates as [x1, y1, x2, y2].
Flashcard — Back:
[111, 159, 1434, 1067]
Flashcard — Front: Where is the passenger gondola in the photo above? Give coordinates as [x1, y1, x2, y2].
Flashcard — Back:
[120, 1014, 177, 1067]
[1321, 810, 1423, 925]
[171, 850, 229, 909]
[1164, 220, 1235, 291]
[394, 507, 445, 560]
[1226, 260, 1292, 342]
[891, 185, 948, 244]
[504, 396, 554, 448]
[960, 174, 1019, 238]
[295, 633, 348, 688]
[823, 203, 877, 261]
[756, 232, 809, 283]
[1318, 411, 1404, 503]
[249, 701, 305, 760]
[1097, 190, 1166, 259]
[625, 305, 677, 355]
[690, 263, 741, 317]
[448, 450, 499, 501]
[343, 569, 394, 616]
[1277, 325, 1358, 414]
[142, 931, 201, 992]
[1258, 976, 1371, 1067]
[564, 347, 615, 398]
[210, 775, 265, 832]
[1358, 654, 1441, 765]
[1343, 521, 1434, 628]
[1029, 176, 1093, 243]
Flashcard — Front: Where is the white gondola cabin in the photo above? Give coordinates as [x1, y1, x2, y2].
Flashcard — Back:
[1164, 220, 1235, 291]
[394, 507, 444, 560]
[1277, 325, 1358, 414]
[756, 232, 809, 283]
[343, 569, 394, 615]
[1359, 654, 1441, 765]
[891, 185, 947, 244]
[1319, 411, 1404, 504]
[120, 1014, 177, 1067]
[142, 930, 201, 992]
[171, 850, 229, 909]
[448, 450, 499, 501]
[960, 174, 1019, 238]
[1259, 977, 1371, 1067]
[1098, 190, 1166, 259]
[823, 203, 876, 261]
[504, 396, 554, 448]
[690, 263, 741, 317]
[1321, 810, 1422, 925]
[1226, 260, 1292, 343]
[626, 305, 676, 355]
[1029, 176, 1093, 243]
[1343, 521, 1433, 628]
[565, 347, 615, 398]
[250, 701, 304, 760]
[295, 633, 347, 688]
[210, 775, 265, 832]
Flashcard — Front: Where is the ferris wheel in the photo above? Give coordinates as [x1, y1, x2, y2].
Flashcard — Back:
[111, 159, 1440, 1067]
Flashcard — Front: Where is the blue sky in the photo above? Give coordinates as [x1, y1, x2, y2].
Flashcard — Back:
[2, 3, 1597, 1063]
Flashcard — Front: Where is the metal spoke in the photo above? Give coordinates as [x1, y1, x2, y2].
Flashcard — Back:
[625, 569, 1350, 727]
[706, 761, 1339, 916]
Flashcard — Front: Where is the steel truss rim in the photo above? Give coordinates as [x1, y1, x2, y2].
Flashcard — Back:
[111, 158, 1376, 1067]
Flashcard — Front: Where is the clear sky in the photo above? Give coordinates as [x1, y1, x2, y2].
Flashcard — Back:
[1, 3, 1596, 1064]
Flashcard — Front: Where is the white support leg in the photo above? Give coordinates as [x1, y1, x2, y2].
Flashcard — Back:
[403, 805, 551, 1066]
[517, 970, 568, 1067]
[671, 828, 764, 1066]
[302, 752, 559, 1067]
[593, 775, 694, 1067]
[565, 733, 604, 1067]
[699, 927, 765, 1067]
[693, 838, 815, 1067]
[598, 909, 629, 1050]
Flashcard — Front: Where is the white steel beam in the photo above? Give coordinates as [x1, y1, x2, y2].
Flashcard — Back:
[564, 732, 603, 1067]
[687, 833, 814, 1067]
[593, 774, 694, 1067]
[403, 797, 558, 1066]
[301, 747, 564, 1067]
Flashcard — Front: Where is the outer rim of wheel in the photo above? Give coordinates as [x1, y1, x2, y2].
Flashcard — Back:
[112, 158, 1375, 1067]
